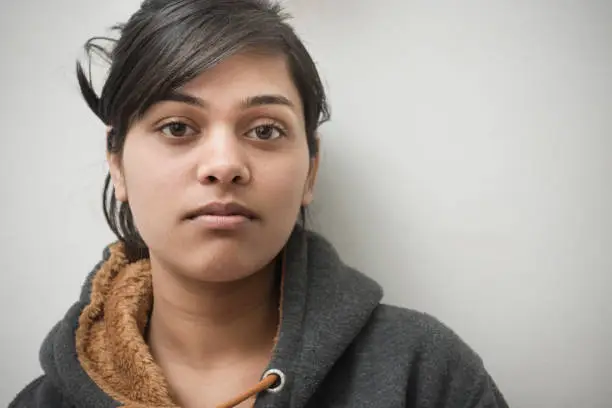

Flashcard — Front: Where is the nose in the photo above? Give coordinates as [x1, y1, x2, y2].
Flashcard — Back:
[195, 128, 251, 186]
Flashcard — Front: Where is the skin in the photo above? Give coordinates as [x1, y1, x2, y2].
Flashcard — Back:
[107, 51, 319, 407]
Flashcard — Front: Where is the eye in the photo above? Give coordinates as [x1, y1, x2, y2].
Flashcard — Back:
[245, 123, 286, 141]
[158, 121, 197, 138]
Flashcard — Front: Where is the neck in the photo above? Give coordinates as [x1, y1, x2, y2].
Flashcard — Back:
[147, 259, 280, 371]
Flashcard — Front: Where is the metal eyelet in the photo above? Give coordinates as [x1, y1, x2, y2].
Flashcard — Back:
[262, 368, 286, 394]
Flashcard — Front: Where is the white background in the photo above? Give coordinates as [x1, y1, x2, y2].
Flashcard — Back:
[1, 1, 610, 407]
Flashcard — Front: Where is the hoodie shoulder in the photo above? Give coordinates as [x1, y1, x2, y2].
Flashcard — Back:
[9, 375, 69, 408]
[360, 305, 509, 407]
[24, 245, 120, 408]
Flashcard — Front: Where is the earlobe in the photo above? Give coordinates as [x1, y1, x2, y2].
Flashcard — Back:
[302, 139, 321, 206]
[107, 152, 127, 202]
[302, 186, 314, 206]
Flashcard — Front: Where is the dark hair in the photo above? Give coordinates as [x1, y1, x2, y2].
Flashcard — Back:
[77, 0, 330, 261]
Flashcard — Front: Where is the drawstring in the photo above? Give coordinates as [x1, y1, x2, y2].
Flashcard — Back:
[216, 372, 282, 408]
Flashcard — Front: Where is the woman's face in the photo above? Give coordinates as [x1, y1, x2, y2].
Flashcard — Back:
[108, 52, 318, 282]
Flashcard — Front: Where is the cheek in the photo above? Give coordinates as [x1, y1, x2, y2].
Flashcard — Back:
[258, 151, 310, 209]
[121, 139, 184, 234]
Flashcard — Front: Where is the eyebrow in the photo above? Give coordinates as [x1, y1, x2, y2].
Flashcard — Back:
[161, 91, 206, 108]
[160, 91, 296, 111]
[241, 94, 295, 110]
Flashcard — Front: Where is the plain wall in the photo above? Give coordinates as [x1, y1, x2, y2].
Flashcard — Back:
[1, 1, 610, 407]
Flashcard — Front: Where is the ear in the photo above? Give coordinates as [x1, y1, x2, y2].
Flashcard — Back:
[106, 149, 127, 203]
[302, 137, 320, 206]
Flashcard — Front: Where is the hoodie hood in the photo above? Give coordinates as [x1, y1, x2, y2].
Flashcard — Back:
[38, 227, 383, 408]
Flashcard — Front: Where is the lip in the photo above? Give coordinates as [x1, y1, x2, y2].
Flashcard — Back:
[185, 201, 259, 230]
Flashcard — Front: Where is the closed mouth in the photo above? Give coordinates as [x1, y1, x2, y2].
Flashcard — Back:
[185, 202, 258, 221]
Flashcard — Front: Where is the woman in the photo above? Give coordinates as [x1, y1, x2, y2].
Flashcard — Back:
[10, 0, 509, 407]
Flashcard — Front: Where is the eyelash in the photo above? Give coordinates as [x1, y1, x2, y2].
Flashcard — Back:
[245, 121, 287, 141]
[156, 120, 288, 141]
[157, 121, 197, 139]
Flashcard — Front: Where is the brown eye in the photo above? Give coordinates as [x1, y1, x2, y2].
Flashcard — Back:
[246, 123, 286, 141]
[159, 121, 196, 138]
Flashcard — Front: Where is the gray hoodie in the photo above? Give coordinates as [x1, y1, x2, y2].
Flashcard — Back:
[10, 228, 509, 407]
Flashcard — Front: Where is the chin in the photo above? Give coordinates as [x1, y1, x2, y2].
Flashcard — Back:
[146, 227, 287, 283]
[177, 247, 277, 284]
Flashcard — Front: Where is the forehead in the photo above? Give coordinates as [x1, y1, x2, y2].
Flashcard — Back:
[179, 51, 303, 112]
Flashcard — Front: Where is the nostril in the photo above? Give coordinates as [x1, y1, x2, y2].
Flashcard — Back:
[198, 166, 249, 185]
